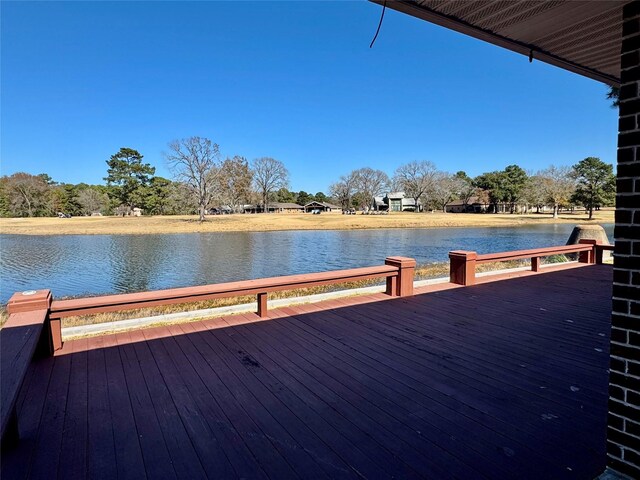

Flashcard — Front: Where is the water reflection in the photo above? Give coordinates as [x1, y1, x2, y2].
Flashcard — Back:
[191, 233, 255, 285]
[108, 235, 170, 293]
[0, 224, 614, 303]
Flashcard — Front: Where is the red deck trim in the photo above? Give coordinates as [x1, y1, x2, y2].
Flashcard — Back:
[49, 265, 400, 319]
[475, 244, 593, 263]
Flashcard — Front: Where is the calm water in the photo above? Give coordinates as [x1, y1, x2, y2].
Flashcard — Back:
[0, 224, 613, 303]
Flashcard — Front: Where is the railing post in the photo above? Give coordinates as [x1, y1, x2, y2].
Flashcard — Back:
[585, 241, 611, 265]
[384, 257, 416, 297]
[6, 289, 59, 355]
[578, 239, 597, 264]
[531, 256, 541, 272]
[449, 251, 477, 286]
[257, 292, 268, 318]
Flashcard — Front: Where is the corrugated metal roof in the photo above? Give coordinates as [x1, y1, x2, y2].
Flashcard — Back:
[374, 0, 625, 85]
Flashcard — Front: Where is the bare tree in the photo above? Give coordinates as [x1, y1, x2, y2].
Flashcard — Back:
[393, 161, 437, 211]
[77, 188, 110, 215]
[353, 167, 390, 211]
[219, 156, 253, 212]
[539, 165, 576, 218]
[329, 172, 358, 209]
[252, 157, 289, 212]
[429, 172, 461, 212]
[165, 137, 221, 221]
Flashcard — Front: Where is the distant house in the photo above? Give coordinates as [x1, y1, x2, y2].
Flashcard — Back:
[372, 196, 387, 211]
[270, 203, 304, 213]
[304, 201, 341, 213]
[445, 197, 488, 213]
[244, 203, 304, 213]
[444, 197, 547, 213]
[373, 192, 421, 212]
[208, 206, 232, 215]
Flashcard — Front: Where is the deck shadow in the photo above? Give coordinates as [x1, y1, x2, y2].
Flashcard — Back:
[3, 265, 612, 479]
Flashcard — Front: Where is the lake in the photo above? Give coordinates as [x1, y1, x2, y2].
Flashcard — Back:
[0, 224, 613, 303]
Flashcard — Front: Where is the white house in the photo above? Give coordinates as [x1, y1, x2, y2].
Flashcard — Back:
[373, 192, 421, 212]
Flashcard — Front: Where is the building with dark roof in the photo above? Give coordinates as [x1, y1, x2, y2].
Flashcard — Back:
[303, 201, 342, 213]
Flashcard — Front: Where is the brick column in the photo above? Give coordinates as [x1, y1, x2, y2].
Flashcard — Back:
[607, 2, 640, 478]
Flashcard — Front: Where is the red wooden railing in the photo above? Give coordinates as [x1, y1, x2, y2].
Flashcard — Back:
[1, 243, 612, 447]
[1, 256, 416, 446]
[449, 240, 612, 286]
[48, 256, 416, 321]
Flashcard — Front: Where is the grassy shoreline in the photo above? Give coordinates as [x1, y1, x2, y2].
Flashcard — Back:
[0, 210, 614, 235]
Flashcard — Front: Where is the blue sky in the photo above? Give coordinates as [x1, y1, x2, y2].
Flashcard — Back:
[1, 1, 618, 194]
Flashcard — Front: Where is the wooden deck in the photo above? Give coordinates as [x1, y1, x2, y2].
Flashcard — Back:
[2, 265, 612, 479]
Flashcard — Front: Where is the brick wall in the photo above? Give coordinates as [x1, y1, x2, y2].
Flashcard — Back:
[608, 2, 640, 478]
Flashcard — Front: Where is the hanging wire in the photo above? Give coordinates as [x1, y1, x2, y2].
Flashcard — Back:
[370, 1, 387, 48]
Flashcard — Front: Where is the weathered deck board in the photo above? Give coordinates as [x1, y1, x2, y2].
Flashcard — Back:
[86, 335, 117, 480]
[273, 306, 545, 478]
[1, 265, 612, 479]
[128, 328, 208, 480]
[175, 320, 302, 479]
[285, 302, 604, 470]
[102, 332, 147, 480]
[228, 313, 495, 479]
[115, 330, 178, 480]
[27, 353, 71, 479]
[141, 326, 239, 479]
[57, 338, 89, 479]
[174, 318, 293, 477]
[158, 323, 270, 480]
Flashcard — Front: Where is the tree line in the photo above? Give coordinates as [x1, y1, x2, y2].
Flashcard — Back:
[0, 137, 335, 221]
[329, 157, 615, 219]
[1, 135, 615, 220]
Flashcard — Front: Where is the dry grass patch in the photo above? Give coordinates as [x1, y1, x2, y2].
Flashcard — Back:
[0, 210, 614, 235]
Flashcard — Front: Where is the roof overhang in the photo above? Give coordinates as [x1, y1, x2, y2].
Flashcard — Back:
[371, 0, 626, 86]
